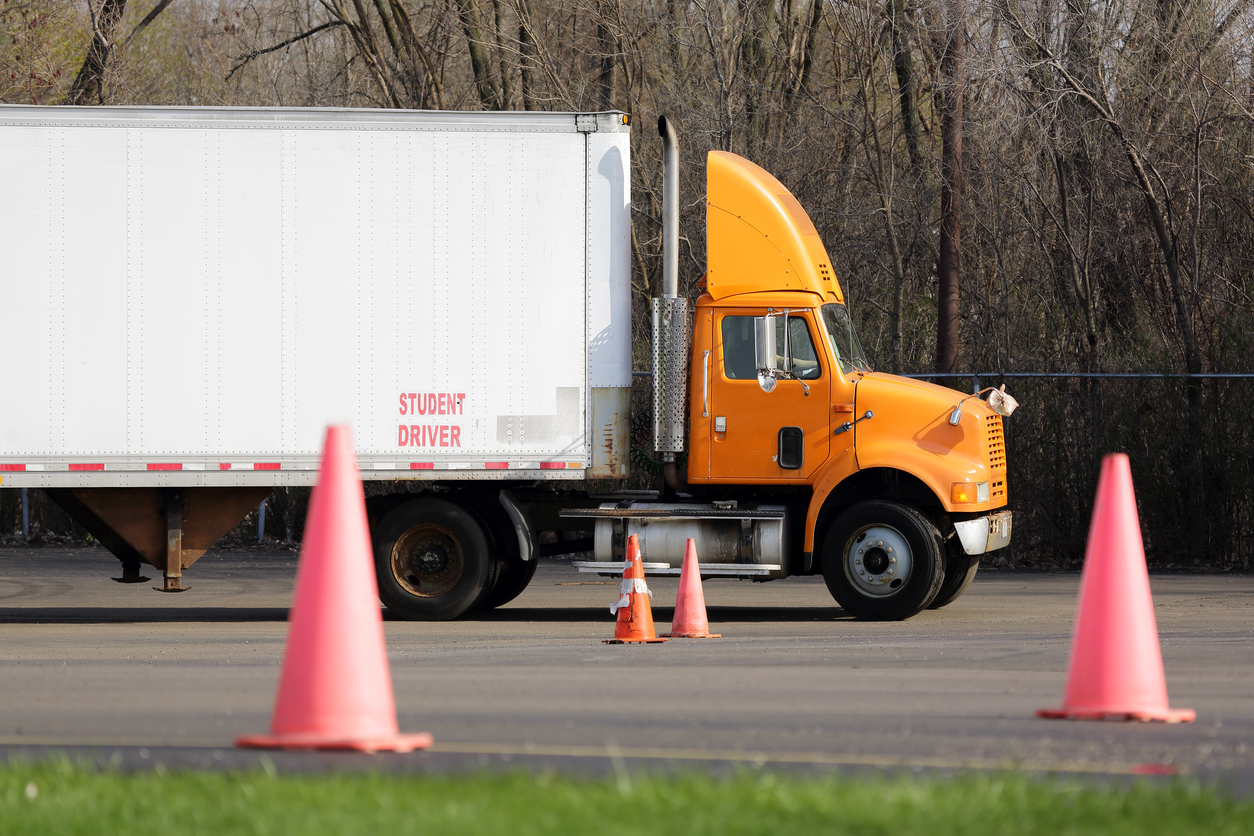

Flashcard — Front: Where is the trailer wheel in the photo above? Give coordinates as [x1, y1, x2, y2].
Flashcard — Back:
[928, 553, 980, 610]
[821, 501, 945, 621]
[372, 498, 492, 620]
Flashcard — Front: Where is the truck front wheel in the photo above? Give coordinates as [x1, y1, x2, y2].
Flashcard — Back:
[372, 498, 495, 620]
[821, 501, 945, 621]
[928, 553, 980, 609]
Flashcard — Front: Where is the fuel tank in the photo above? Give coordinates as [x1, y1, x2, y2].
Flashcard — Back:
[589, 502, 789, 580]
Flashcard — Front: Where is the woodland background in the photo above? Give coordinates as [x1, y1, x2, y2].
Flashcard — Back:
[2, 0, 1253, 568]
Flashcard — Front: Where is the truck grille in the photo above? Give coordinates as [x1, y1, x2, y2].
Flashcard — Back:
[985, 415, 1006, 473]
[986, 414, 1007, 501]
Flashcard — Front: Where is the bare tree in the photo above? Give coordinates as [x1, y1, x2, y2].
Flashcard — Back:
[935, 0, 964, 374]
[593, 0, 617, 109]
[65, 0, 178, 104]
[454, 0, 501, 108]
[887, 0, 924, 175]
[516, 0, 538, 109]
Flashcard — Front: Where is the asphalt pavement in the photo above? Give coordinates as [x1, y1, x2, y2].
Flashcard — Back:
[0, 545, 1250, 791]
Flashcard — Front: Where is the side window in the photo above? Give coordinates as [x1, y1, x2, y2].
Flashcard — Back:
[720, 316, 758, 380]
[785, 317, 821, 380]
[720, 315, 822, 380]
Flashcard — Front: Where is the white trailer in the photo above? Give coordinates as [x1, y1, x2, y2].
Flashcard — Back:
[1, 105, 632, 482]
[0, 105, 632, 614]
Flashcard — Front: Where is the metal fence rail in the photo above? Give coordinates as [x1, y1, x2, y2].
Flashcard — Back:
[634, 369, 1254, 390]
[904, 371, 1254, 393]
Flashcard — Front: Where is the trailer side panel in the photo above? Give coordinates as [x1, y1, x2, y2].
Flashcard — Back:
[0, 106, 631, 487]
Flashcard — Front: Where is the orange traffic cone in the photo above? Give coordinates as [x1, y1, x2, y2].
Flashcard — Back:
[662, 539, 720, 638]
[1037, 453, 1194, 723]
[237, 425, 434, 751]
[604, 534, 667, 644]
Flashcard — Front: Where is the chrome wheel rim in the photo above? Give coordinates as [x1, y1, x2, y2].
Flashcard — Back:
[844, 525, 912, 597]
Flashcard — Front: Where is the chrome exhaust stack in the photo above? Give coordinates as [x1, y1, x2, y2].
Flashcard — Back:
[659, 116, 679, 299]
[653, 116, 688, 478]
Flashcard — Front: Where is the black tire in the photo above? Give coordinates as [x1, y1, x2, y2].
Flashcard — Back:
[480, 556, 539, 610]
[929, 552, 980, 610]
[372, 497, 494, 620]
[821, 500, 945, 621]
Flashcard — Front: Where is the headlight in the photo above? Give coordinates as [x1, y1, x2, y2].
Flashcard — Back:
[951, 482, 990, 504]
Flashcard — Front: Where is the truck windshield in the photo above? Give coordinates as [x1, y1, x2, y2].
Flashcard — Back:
[821, 304, 871, 375]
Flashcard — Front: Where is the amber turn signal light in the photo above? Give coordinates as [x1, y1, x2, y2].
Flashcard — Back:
[952, 482, 990, 504]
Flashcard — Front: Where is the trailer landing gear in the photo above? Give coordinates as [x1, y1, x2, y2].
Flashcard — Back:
[46, 487, 270, 590]
[157, 492, 188, 592]
[111, 562, 150, 584]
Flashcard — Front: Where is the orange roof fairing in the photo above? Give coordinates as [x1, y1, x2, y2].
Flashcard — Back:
[704, 151, 842, 302]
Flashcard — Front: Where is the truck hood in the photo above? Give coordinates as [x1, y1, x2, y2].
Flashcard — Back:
[853, 372, 994, 481]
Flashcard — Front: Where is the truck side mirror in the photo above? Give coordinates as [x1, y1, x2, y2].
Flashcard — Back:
[754, 315, 777, 393]
[781, 308, 793, 375]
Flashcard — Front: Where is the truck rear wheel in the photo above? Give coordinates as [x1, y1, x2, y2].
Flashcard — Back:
[821, 501, 945, 621]
[479, 556, 539, 610]
[372, 498, 494, 620]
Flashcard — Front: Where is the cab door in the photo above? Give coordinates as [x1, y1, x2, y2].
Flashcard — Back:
[708, 310, 830, 480]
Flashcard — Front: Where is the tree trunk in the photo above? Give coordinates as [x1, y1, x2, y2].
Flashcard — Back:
[455, 0, 501, 109]
[888, 0, 924, 176]
[335, 0, 404, 107]
[741, 0, 775, 157]
[64, 0, 130, 105]
[783, 0, 823, 119]
[859, 52, 907, 374]
[665, 0, 685, 77]
[594, 2, 617, 110]
[935, 0, 963, 374]
[493, 0, 513, 109]
[518, 0, 537, 110]
[390, 0, 446, 108]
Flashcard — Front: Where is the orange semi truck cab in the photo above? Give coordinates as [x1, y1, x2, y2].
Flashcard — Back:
[573, 117, 1013, 621]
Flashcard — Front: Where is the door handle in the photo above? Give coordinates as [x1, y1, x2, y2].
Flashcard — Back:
[702, 350, 710, 417]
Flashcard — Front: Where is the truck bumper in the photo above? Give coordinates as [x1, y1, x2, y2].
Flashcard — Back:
[953, 511, 1012, 555]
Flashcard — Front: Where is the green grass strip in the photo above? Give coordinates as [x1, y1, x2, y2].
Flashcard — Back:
[1, 759, 1251, 835]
